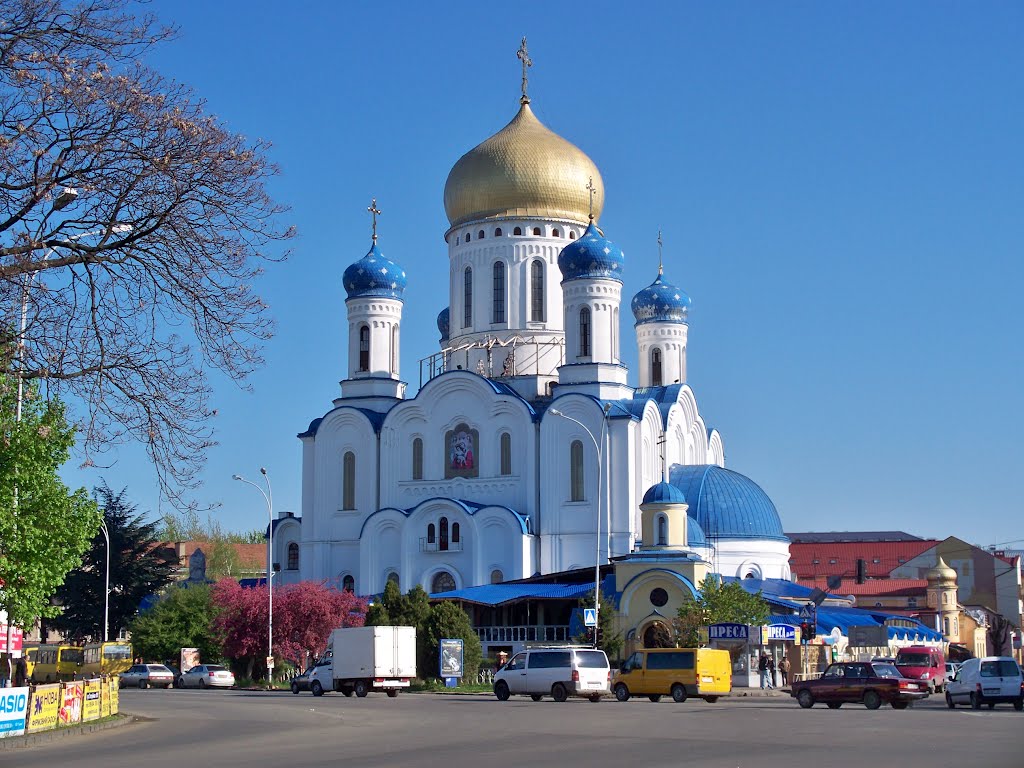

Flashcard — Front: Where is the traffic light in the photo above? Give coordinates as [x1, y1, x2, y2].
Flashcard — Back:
[800, 621, 816, 642]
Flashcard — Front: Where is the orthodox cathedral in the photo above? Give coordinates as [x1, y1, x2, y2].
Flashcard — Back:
[279, 48, 791, 596]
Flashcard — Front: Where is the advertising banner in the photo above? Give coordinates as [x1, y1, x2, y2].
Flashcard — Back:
[82, 679, 102, 721]
[0, 625, 23, 654]
[439, 638, 464, 678]
[26, 684, 61, 733]
[709, 623, 749, 641]
[181, 647, 200, 674]
[101, 677, 110, 718]
[60, 681, 83, 725]
[108, 676, 119, 715]
[765, 624, 798, 642]
[0, 687, 30, 738]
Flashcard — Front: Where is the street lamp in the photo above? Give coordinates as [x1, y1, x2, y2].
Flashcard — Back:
[233, 468, 274, 686]
[98, 518, 110, 643]
[549, 405, 612, 647]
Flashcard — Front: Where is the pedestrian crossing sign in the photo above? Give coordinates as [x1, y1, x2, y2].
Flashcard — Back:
[584, 608, 598, 627]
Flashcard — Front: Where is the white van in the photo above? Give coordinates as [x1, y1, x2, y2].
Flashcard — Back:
[493, 646, 610, 702]
[945, 656, 1023, 711]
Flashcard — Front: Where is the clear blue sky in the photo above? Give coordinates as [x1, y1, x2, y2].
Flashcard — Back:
[59, 1, 1023, 550]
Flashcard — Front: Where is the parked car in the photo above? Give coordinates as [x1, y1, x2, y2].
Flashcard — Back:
[945, 662, 961, 682]
[493, 646, 610, 702]
[790, 661, 930, 710]
[290, 670, 312, 694]
[178, 664, 236, 689]
[119, 664, 175, 689]
[945, 657, 1023, 711]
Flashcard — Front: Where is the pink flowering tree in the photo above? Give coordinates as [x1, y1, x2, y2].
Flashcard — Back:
[211, 578, 269, 680]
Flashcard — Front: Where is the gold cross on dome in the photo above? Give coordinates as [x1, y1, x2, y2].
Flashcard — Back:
[517, 37, 533, 104]
[585, 177, 597, 220]
[368, 198, 381, 242]
[657, 228, 664, 275]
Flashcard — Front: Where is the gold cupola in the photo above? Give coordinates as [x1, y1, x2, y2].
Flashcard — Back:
[443, 101, 605, 228]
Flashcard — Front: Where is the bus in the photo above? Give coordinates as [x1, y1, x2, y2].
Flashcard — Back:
[31, 645, 83, 683]
[22, 644, 37, 682]
[81, 641, 133, 677]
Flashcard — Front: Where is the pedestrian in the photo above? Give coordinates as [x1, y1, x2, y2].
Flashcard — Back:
[13, 657, 27, 688]
[495, 651, 509, 671]
[758, 653, 770, 689]
[769, 655, 777, 688]
[779, 655, 791, 686]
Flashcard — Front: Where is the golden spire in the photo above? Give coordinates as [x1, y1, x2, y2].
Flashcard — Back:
[367, 198, 381, 242]
[586, 176, 597, 221]
[517, 37, 533, 105]
[657, 228, 664, 276]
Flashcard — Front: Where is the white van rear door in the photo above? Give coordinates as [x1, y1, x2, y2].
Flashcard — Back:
[575, 650, 610, 692]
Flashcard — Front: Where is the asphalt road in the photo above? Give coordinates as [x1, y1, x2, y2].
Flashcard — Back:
[13, 688, 1024, 768]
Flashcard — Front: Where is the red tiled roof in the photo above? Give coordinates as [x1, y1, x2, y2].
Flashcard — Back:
[799, 577, 929, 597]
[163, 541, 267, 570]
[789, 540, 939, 579]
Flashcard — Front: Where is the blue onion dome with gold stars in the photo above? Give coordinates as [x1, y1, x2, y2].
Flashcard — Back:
[437, 307, 450, 341]
[631, 272, 690, 325]
[556, 222, 625, 283]
[343, 242, 407, 301]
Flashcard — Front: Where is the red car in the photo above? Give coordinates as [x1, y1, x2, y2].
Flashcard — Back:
[791, 661, 930, 710]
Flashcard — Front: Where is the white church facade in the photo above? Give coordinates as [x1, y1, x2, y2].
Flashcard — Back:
[282, 51, 791, 596]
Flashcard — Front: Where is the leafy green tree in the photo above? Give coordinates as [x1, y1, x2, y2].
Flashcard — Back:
[51, 483, 177, 641]
[129, 584, 222, 664]
[0, 376, 100, 675]
[674, 575, 770, 647]
[157, 510, 264, 579]
[574, 590, 624, 661]
[422, 601, 482, 681]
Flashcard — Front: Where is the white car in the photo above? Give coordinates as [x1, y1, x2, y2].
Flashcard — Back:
[493, 646, 610, 702]
[119, 664, 175, 689]
[178, 664, 236, 689]
[945, 657, 1022, 710]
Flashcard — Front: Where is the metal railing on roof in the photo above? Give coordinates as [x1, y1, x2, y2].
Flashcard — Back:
[419, 335, 565, 388]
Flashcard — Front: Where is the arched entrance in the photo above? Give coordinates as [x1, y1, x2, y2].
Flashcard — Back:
[642, 621, 674, 648]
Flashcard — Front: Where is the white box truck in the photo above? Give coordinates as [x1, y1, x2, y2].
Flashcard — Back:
[307, 625, 416, 697]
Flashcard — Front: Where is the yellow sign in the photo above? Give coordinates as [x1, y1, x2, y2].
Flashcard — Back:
[59, 681, 83, 725]
[101, 678, 110, 718]
[82, 678, 102, 721]
[26, 684, 61, 733]
[108, 676, 119, 715]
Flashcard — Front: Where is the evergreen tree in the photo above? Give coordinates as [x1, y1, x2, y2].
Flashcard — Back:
[423, 601, 483, 680]
[51, 483, 177, 641]
[129, 583, 223, 665]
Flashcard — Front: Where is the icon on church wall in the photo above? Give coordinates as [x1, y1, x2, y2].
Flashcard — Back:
[445, 423, 479, 479]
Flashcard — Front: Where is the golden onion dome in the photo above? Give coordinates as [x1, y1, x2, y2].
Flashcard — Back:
[926, 556, 957, 583]
[444, 102, 604, 228]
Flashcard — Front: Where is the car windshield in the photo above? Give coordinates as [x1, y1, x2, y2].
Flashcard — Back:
[981, 660, 1020, 677]
[871, 663, 901, 678]
[896, 654, 931, 666]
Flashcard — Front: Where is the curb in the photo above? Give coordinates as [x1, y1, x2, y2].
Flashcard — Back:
[0, 712, 144, 751]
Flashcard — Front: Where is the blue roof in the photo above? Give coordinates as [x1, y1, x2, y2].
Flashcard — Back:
[556, 222, 624, 283]
[437, 306, 450, 340]
[669, 464, 788, 542]
[343, 241, 407, 300]
[631, 272, 690, 326]
[431, 582, 596, 606]
[299, 406, 387, 438]
[642, 481, 687, 505]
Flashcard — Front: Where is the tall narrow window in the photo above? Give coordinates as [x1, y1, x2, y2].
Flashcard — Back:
[342, 451, 355, 510]
[439, 517, 449, 551]
[652, 348, 663, 386]
[391, 325, 399, 374]
[427, 523, 436, 544]
[452, 522, 460, 544]
[463, 267, 473, 328]
[287, 542, 299, 570]
[358, 325, 370, 371]
[570, 440, 585, 501]
[342, 575, 355, 593]
[578, 307, 591, 357]
[412, 437, 423, 480]
[492, 261, 506, 323]
[530, 260, 545, 321]
[500, 432, 512, 475]
[657, 516, 667, 546]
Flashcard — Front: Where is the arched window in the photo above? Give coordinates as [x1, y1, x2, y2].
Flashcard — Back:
[490, 569, 504, 584]
[570, 439, 585, 501]
[358, 325, 370, 371]
[569, 231, 577, 240]
[452, 522, 460, 544]
[500, 432, 512, 475]
[463, 267, 473, 327]
[287, 542, 299, 570]
[943, 617, 950, 636]
[492, 261, 506, 323]
[651, 347, 663, 386]
[342, 451, 356, 509]
[465, 231, 471, 242]
[342, 575, 355, 593]
[478, 230, 485, 240]
[494, 228, 502, 237]
[412, 437, 423, 480]
[513, 226, 522, 236]
[431, 571, 456, 593]
[391, 325, 399, 374]
[386, 571, 400, 586]
[657, 516, 667, 546]
[439, 517, 449, 551]
[427, 523, 436, 544]
[530, 260, 545, 322]
[578, 307, 591, 357]
[532, 227, 542, 236]
[552, 228, 560, 238]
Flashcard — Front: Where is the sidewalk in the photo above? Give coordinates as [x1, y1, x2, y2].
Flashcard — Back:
[732, 687, 791, 697]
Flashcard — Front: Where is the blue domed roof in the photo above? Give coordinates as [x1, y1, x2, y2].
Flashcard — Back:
[642, 481, 687, 505]
[437, 307, 450, 340]
[631, 272, 690, 325]
[557, 222, 624, 283]
[668, 464, 788, 542]
[343, 242, 407, 300]
[687, 517, 707, 548]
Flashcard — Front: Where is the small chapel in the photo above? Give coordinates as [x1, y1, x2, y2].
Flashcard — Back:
[278, 43, 792, 598]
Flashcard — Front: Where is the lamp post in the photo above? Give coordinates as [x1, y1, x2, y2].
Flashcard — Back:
[549, 406, 611, 647]
[233, 468, 274, 686]
[98, 518, 110, 643]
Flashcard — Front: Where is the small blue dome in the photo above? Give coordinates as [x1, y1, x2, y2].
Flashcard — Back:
[437, 307, 450, 340]
[642, 481, 687, 506]
[631, 272, 690, 325]
[668, 464, 788, 542]
[557, 222, 624, 283]
[343, 242, 407, 300]
[687, 517, 707, 548]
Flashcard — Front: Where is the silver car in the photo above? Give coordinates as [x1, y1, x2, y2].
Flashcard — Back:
[120, 664, 175, 689]
[178, 664, 236, 689]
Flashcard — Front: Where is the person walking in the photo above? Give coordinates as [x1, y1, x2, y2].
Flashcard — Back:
[758, 653, 770, 689]
[769, 655, 777, 689]
[779, 655, 791, 686]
